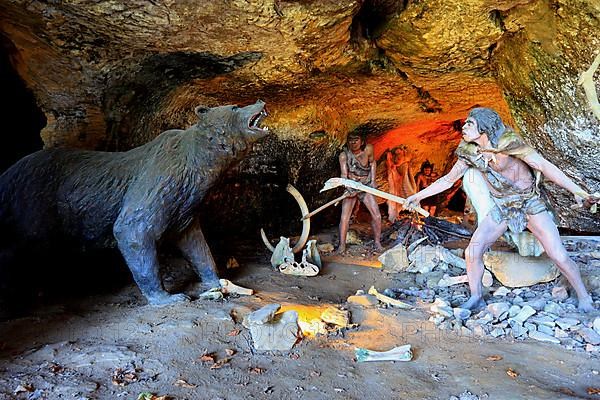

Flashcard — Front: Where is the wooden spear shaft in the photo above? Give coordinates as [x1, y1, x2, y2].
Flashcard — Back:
[320, 177, 430, 217]
[301, 192, 351, 220]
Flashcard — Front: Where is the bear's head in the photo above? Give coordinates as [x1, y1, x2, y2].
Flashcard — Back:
[194, 100, 269, 149]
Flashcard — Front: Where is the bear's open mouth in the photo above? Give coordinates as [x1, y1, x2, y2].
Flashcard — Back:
[248, 108, 269, 132]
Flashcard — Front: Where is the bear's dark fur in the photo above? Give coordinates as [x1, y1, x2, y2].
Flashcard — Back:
[0, 100, 268, 306]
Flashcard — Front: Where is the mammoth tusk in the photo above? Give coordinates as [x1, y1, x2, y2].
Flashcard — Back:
[288, 184, 311, 253]
[260, 184, 311, 254]
[260, 228, 275, 252]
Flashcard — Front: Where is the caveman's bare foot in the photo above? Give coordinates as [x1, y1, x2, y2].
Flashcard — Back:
[461, 295, 486, 311]
[335, 245, 347, 255]
[578, 297, 595, 313]
[374, 242, 384, 252]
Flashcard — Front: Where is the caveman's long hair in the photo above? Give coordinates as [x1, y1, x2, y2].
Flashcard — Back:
[468, 107, 506, 148]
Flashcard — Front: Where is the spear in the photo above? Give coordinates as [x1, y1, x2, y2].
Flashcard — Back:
[320, 177, 430, 217]
[300, 192, 352, 220]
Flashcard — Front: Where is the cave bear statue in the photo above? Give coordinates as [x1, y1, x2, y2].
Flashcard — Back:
[0, 100, 269, 305]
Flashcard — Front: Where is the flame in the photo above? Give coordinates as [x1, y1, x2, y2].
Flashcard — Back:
[370, 119, 462, 175]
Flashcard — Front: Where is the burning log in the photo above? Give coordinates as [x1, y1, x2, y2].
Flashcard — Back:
[387, 215, 472, 248]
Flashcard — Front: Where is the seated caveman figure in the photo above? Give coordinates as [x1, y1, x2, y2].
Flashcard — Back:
[414, 160, 439, 216]
[404, 107, 597, 311]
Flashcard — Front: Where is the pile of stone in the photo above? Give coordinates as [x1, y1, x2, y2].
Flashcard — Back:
[428, 288, 600, 352]
[378, 238, 600, 353]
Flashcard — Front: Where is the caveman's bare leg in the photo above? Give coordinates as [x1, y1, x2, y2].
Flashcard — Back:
[114, 214, 189, 305]
[177, 218, 221, 290]
[351, 198, 361, 222]
[463, 214, 507, 310]
[337, 195, 358, 254]
[362, 193, 383, 251]
[527, 212, 594, 312]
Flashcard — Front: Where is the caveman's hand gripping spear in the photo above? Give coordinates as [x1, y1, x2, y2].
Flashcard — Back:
[306, 177, 429, 219]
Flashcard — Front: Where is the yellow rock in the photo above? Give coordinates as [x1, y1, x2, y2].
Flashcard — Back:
[483, 251, 560, 288]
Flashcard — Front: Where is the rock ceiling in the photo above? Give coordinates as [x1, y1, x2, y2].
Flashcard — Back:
[0, 0, 599, 232]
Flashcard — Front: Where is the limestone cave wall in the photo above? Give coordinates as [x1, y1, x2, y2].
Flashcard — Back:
[0, 0, 599, 234]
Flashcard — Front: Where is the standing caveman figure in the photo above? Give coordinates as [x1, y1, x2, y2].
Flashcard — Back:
[386, 146, 416, 222]
[404, 107, 597, 311]
[337, 131, 383, 253]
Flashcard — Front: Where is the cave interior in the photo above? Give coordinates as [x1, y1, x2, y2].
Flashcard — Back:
[1, 0, 599, 305]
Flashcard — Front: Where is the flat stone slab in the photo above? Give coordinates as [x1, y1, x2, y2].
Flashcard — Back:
[490, 327, 505, 337]
[431, 298, 453, 318]
[578, 328, 600, 345]
[524, 298, 547, 311]
[249, 310, 301, 351]
[378, 244, 409, 273]
[245, 303, 281, 326]
[529, 315, 556, 327]
[487, 302, 510, 318]
[556, 317, 580, 330]
[594, 317, 600, 334]
[320, 306, 350, 327]
[483, 251, 560, 288]
[510, 305, 536, 325]
[493, 286, 511, 297]
[554, 327, 569, 338]
[529, 330, 561, 344]
[536, 324, 554, 336]
[508, 305, 521, 317]
[551, 286, 569, 301]
[543, 302, 564, 316]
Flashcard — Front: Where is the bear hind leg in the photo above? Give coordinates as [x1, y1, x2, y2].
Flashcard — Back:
[177, 219, 221, 291]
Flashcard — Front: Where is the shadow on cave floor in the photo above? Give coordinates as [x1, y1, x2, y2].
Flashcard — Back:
[0, 249, 135, 319]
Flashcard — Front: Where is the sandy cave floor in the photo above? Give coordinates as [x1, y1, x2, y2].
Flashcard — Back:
[0, 224, 599, 400]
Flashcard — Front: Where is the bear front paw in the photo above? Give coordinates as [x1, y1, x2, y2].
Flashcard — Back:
[147, 292, 190, 306]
